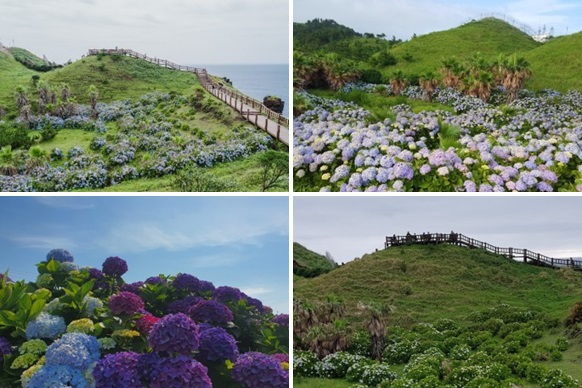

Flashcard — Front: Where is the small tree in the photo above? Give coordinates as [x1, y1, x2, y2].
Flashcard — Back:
[14, 86, 29, 110]
[256, 150, 288, 192]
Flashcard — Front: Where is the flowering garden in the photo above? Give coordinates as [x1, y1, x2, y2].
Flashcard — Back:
[293, 85, 582, 192]
[0, 249, 289, 387]
[0, 87, 278, 191]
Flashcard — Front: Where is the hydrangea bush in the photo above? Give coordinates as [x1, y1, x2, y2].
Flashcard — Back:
[0, 248, 289, 387]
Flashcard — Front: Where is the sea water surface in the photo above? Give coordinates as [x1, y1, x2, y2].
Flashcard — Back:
[195, 64, 289, 117]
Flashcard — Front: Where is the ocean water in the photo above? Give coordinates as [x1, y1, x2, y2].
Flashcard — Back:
[195, 64, 289, 117]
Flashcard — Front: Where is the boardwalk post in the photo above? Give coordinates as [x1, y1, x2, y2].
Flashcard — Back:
[276, 125, 281, 143]
[523, 249, 527, 263]
[265, 118, 269, 133]
[509, 247, 513, 259]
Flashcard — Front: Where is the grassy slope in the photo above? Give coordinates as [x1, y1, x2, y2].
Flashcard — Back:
[0, 50, 40, 114]
[7, 47, 50, 67]
[293, 243, 336, 274]
[294, 244, 582, 325]
[43, 54, 200, 104]
[388, 18, 541, 76]
[524, 32, 582, 92]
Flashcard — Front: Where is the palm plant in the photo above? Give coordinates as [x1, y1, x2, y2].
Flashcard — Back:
[26, 146, 49, 170]
[14, 86, 29, 110]
[88, 85, 99, 119]
[467, 70, 494, 101]
[357, 301, 393, 360]
[20, 104, 32, 125]
[503, 54, 532, 103]
[439, 58, 465, 90]
[60, 83, 71, 103]
[390, 70, 407, 96]
[419, 72, 440, 102]
[37, 80, 51, 114]
[0, 146, 18, 176]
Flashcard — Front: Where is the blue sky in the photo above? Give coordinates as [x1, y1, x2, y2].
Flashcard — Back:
[0, 196, 289, 314]
[294, 0, 582, 39]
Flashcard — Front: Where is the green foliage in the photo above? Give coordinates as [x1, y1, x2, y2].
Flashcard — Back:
[293, 350, 320, 378]
[0, 281, 47, 338]
[7, 47, 61, 72]
[293, 243, 338, 278]
[255, 150, 288, 192]
[293, 19, 362, 53]
[0, 123, 33, 149]
[172, 167, 241, 192]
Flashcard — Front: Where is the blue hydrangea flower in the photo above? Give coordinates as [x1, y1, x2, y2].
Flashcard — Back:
[45, 333, 100, 370]
[28, 365, 90, 388]
[46, 248, 74, 263]
[25, 312, 66, 340]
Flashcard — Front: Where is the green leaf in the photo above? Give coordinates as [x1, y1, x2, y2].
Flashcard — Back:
[46, 259, 60, 273]
[29, 299, 45, 320]
[18, 294, 32, 311]
[0, 310, 17, 327]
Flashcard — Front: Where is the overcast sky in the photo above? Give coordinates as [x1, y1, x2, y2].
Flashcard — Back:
[294, 0, 582, 40]
[0, 196, 289, 314]
[0, 0, 289, 64]
[294, 196, 582, 264]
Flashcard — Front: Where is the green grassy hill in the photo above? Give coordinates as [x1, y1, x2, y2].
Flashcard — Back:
[294, 242, 338, 277]
[524, 32, 582, 92]
[388, 18, 541, 75]
[43, 54, 200, 104]
[294, 244, 582, 324]
[0, 50, 40, 114]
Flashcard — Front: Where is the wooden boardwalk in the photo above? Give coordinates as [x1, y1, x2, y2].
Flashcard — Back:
[87, 49, 289, 145]
[385, 232, 582, 270]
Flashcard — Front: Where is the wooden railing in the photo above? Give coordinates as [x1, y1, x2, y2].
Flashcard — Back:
[87, 48, 289, 130]
[385, 232, 582, 270]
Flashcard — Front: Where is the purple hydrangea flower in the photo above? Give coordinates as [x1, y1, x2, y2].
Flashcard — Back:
[102, 256, 128, 277]
[46, 248, 74, 263]
[172, 273, 201, 292]
[232, 352, 288, 388]
[393, 162, 414, 180]
[109, 291, 145, 315]
[137, 352, 161, 385]
[151, 355, 211, 388]
[188, 300, 234, 324]
[145, 276, 165, 285]
[419, 164, 431, 175]
[198, 327, 239, 363]
[168, 296, 204, 314]
[271, 353, 289, 364]
[120, 281, 144, 294]
[272, 314, 289, 327]
[242, 293, 265, 314]
[0, 337, 12, 360]
[88, 268, 103, 280]
[213, 286, 243, 304]
[93, 351, 140, 388]
[198, 280, 215, 293]
[148, 313, 200, 354]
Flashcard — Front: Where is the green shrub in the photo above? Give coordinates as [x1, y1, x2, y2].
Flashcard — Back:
[541, 369, 580, 388]
[0, 124, 33, 149]
[555, 337, 569, 351]
[348, 331, 372, 357]
[293, 350, 320, 377]
[383, 338, 420, 363]
[465, 377, 499, 388]
[524, 362, 547, 383]
[433, 318, 459, 332]
[346, 361, 398, 386]
[318, 352, 367, 379]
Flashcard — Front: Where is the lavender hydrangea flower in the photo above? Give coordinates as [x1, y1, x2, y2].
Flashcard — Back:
[137, 352, 161, 385]
[46, 248, 74, 263]
[102, 256, 128, 277]
[271, 353, 289, 364]
[148, 313, 200, 354]
[232, 352, 288, 388]
[109, 291, 145, 315]
[151, 355, 211, 388]
[242, 293, 266, 314]
[188, 300, 233, 324]
[198, 327, 239, 363]
[168, 296, 204, 314]
[120, 281, 144, 294]
[145, 276, 165, 285]
[93, 351, 140, 388]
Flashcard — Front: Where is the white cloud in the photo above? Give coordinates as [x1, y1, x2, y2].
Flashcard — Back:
[35, 197, 94, 210]
[10, 236, 76, 250]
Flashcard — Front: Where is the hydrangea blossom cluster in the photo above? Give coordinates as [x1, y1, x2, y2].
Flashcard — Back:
[188, 300, 234, 325]
[109, 291, 145, 315]
[135, 314, 159, 335]
[232, 352, 289, 388]
[120, 281, 144, 294]
[0, 337, 12, 360]
[148, 313, 200, 355]
[45, 333, 100, 370]
[46, 248, 74, 263]
[172, 273, 201, 292]
[168, 296, 204, 314]
[213, 286, 243, 303]
[93, 351, 140, 387]
[151, 355, 212, 388]
[198, 327, 239, 363]
[28, 365, 90, 388]
[25, 312, 66, 340]
[102, 256, 128, 277]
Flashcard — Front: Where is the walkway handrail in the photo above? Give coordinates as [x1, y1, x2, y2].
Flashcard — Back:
[86, 48, 289, 129]
[384, 232, 582, 270]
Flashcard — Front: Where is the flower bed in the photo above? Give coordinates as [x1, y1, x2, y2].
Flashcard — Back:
[293, 87, 582, 192]
[0, 250, 289, 387]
